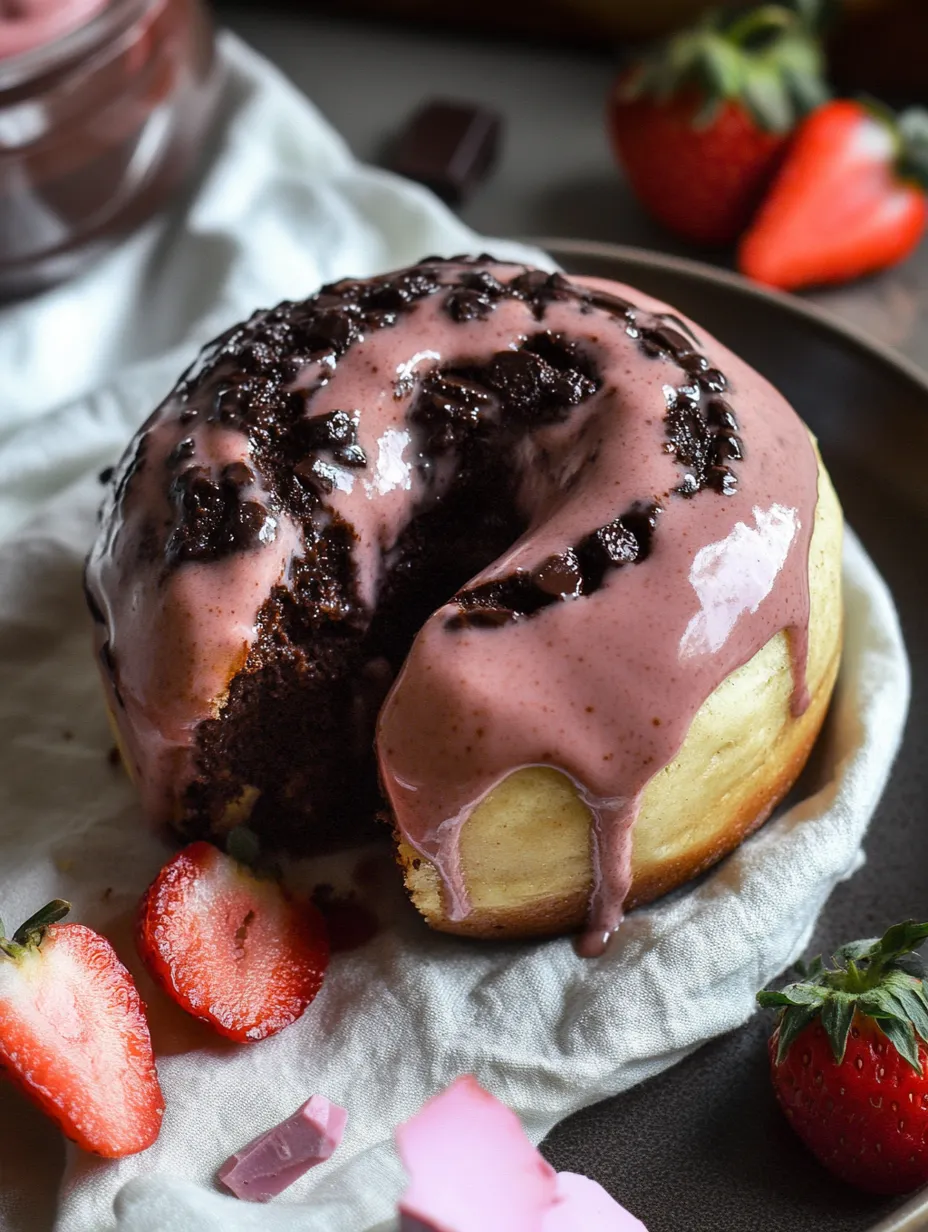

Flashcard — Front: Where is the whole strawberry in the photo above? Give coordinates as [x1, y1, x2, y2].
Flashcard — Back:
[758, 920, 928, 1194]
[0, 899, 163, 1157]
[608, 3, 828, 246]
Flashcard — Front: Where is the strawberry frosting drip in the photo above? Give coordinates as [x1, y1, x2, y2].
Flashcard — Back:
[86, 261, 817, 950]
[89, 412, 303, 823]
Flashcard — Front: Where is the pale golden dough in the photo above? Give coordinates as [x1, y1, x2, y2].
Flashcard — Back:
[396, 445, 843, 939]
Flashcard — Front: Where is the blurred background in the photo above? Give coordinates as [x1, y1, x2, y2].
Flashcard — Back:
[216, 0, 928, 241]
[206, 0, 928, 356]
[3, 0, 928, 349]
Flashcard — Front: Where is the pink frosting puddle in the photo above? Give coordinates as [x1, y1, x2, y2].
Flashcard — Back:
[217, 1095, 347, 1202]
[397, 1076, 646, 1231]
[0, 0, 110, 59]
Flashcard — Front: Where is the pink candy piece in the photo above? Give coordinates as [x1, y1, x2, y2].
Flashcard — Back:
[545, 1172, 648, 1232]
[218, 1095, 347, 1203]
[397, 1076, 557, 1232]
[396, 1077, 647, 1232]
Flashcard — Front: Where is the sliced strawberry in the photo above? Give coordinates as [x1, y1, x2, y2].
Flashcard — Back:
[136, 842, 329, 1043]
[739, 101, 928, 289]
[0, 900, 163, 1157]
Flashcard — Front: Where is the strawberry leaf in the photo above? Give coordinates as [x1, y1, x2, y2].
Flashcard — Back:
[898, 109, 928, 191]
[877, 976, 928, 1045]
[758, 920, 928, 1069]
[782, 62, 828, 114]
[621, 2, 826, 132]
[832, 938, 872, 969]
[775, 1004, 819, 1065]
[874, 1016, 922, 1075]
[870, 921, 928, 965]
[820, 993, 854, 1062]
[893, 953, 927, 979]
[12, 900, 71, 947]
[787, 0, 836, 33]
[700, 38, 743, 101]
[793, 955, 824, 980]
[758, 983, 827, 1009]
[741, 69, 793, 134]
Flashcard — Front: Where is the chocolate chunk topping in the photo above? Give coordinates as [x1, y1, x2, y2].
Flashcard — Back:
[444, 269, 509, 322]
[588, 290, 635, 319]
[573, 502, 660, 593]
[448, 501, 661, 629]
[481, 349, 593, 421]
[698, 368, 728, 394]
[296, 410, 368, 469]
[642, 325, 694, 359]
[663, 375, 742, 499]
[484, 333, 598, 419]
[713, 433, 744, 462]
[707, 398, 738, 431]
[168, 437, 196, 467]
[223, 461, 255, 487]
[410, 330, 600, 457]
[534, 550, 583, 598]
[166, 465, 268, 564]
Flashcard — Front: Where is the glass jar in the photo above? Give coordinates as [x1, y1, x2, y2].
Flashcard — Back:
[0, 0, 220, 299]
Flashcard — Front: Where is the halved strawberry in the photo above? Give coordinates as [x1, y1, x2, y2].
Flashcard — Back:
[0, 900, 163, 1157]
[739, 101, 928, 289]
[136, 842, 329, 1043]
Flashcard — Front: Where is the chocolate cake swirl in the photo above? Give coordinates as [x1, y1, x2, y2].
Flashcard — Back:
[85, 258, 818, 952]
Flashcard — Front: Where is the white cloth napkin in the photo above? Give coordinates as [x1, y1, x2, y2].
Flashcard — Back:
[0, 31, 910, 1232]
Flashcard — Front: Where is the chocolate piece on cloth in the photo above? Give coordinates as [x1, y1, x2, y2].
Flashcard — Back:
[386, 100, 502, 205]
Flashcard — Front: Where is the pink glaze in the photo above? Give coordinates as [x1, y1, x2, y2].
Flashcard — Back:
[372, 271, 817, 954]
[88, 412, 303, 823]
[87, 262, 817, 948]
[397, 1076, 557, 1231]
[217, 1094, 347, 1202]
[0, 0, 109, 59]
[396, 1077, 647, 1231]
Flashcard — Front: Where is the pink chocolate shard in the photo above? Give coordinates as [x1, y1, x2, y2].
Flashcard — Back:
[396, 1078, 648, 1232]
[218, 1094, 347, 1202]
[544, 1172, 648, 1231]
[397, 1076, 558, 1231]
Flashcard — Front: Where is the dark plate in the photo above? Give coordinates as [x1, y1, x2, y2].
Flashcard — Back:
[537, 241, 928, 1232]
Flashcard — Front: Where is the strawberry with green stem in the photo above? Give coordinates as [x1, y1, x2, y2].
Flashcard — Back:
[758, 920, 928, 1194]
[0, 899, 163, 1157]
[608, 1, 829, 246]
